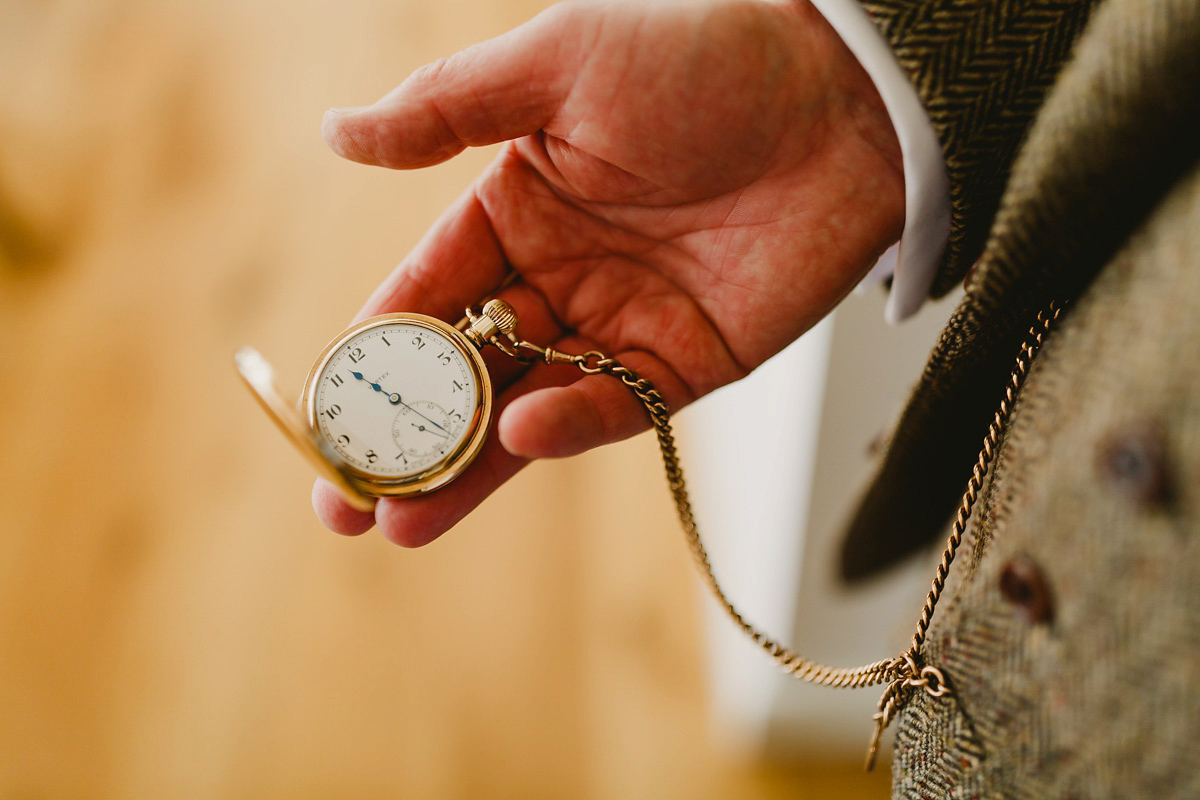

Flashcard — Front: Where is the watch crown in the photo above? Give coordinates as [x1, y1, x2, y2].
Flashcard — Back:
[482, 299, 518, 335]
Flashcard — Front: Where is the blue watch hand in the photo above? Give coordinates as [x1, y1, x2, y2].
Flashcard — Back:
[350, 371, 401, 405]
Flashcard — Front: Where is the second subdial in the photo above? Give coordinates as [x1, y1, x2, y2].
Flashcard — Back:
[392, 399, 455, 462]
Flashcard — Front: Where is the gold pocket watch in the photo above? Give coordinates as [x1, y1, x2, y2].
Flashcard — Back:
[235, 300, 535, 511]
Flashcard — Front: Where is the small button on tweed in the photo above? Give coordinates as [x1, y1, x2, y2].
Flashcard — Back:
[998, 554, 1054, 624]
[1097, 423, 1172, 508]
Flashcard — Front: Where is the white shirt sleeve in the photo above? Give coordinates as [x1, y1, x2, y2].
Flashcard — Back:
[808, 0, 952, 323]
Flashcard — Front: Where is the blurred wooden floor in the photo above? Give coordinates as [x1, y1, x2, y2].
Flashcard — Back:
[0, 0, 888, 797]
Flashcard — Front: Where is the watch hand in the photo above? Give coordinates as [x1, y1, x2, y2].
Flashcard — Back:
[411, 422, 449, 439]
[350, 371, 402, 405]
[349, 371, 451, 434]
[405, 406, 450, 434]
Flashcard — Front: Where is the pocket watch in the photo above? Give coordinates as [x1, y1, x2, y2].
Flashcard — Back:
[235, 300, 527, 511]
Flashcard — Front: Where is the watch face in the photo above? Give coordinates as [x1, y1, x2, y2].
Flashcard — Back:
[307, 317, 485, 482]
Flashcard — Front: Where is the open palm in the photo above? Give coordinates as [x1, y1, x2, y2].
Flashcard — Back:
[316, 0, 904, 544]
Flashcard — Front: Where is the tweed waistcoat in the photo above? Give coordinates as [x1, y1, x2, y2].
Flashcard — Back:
[835, 0, 1200, 794]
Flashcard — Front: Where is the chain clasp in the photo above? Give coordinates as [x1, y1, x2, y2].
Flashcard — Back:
[864, 652, 950, 771]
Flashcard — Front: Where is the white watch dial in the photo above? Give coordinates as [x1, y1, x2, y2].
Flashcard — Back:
[313, 322, 479, 478]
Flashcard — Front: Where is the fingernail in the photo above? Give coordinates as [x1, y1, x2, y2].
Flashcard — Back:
[324, 105, 369, 119]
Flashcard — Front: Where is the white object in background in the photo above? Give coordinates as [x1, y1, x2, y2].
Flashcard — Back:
[678, 316, 834, 753]
[679, 287, 960, 760]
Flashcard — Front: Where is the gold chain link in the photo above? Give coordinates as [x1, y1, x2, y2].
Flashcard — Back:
[474, 299, 1063, 769]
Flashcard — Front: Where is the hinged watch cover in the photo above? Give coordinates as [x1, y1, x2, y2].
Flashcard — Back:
[234, 346, 376, 512]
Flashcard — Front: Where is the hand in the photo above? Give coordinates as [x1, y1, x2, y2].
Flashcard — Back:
[315, 0, 904, 545]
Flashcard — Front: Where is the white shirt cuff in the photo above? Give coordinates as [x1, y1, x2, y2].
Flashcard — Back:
[808, 0, 952, 323]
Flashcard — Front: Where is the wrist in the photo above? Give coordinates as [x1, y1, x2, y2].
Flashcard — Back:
[798, 0, 905, 262]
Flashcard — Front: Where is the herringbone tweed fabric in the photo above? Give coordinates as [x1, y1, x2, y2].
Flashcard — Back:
[860, 0, 1098, 297]
[834, 0, 1200, 794]
[841, 0, 1200, 579]
[894, 145, 1200, 800]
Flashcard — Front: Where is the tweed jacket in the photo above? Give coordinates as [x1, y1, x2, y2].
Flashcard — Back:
[838, 0, 1200, 796]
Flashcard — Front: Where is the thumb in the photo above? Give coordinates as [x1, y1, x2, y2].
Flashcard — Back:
[322, 4, 583, 169]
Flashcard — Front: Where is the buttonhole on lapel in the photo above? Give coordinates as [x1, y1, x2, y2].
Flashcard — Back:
[963, 258, 983, 291]
[999, 554, 1054, 624]
[1097, 423, 1172, 509]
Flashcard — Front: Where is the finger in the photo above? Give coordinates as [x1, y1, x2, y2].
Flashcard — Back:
[351, 171, 560, 385]
[311, 338, 674, 537]
[361, 245, 568, 401]
[352, 170, 565, 346]
[498, 338, 696, 460]
[320, 337, 690, 546]
[322, 4, 583, 170]
[313, 479, 376, 536]
[374, 356, 581, 548]
[353, 180, 509, 324]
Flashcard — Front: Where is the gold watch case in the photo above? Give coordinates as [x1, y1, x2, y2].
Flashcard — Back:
[236, 312, 493, 511]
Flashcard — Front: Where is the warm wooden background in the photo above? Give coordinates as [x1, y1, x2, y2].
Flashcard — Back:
[0, 0, 888, 796]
